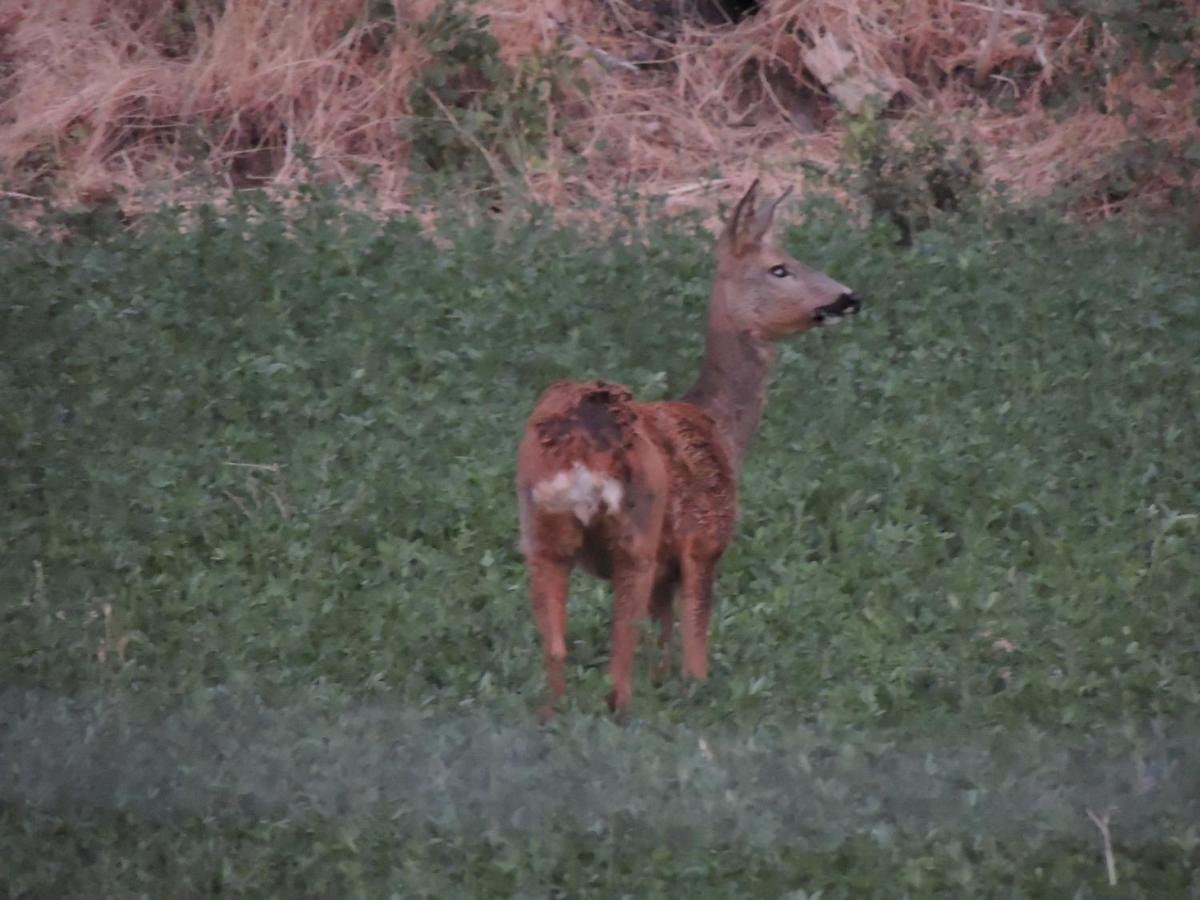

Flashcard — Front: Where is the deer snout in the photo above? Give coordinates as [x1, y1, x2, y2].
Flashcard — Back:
[812, 292, 862, 324]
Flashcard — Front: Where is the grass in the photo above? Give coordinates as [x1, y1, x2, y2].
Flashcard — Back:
[2, 0, 1196, 214]
[2, 189, 1199, 895]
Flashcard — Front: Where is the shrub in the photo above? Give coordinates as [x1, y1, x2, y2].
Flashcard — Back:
[836, 104, 983, 244]
[407, 0, 581, 190]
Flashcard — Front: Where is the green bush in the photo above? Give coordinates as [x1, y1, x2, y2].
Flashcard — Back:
[407, 0, 581, 189]
[836, 105, 983, 244]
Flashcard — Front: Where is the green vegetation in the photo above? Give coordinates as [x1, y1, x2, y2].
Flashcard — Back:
[835, 106, 983, 246]
[2, 190, 1199, 895]
[407, 0, 582, 188]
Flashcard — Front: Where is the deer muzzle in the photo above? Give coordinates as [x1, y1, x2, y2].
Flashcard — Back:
[812, 292, 862, 325]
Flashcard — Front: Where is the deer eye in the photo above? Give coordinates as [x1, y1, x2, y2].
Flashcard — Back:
[769, 265, 789, 278]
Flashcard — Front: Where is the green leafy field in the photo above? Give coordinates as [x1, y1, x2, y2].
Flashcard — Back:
[2, 191, 1199, 896]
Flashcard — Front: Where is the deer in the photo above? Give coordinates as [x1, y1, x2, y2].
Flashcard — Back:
[516, 180, 862, 719]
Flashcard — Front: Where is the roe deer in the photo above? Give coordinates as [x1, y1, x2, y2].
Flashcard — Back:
[516, 180, 861, 718]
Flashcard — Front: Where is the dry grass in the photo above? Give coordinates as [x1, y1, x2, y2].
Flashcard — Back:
[0, 0, 1196, 219]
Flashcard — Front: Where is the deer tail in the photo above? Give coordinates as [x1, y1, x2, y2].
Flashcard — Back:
[525, 381, 637, 526]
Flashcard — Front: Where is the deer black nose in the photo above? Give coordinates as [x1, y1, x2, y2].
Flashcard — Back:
[813, 292, 862, 323]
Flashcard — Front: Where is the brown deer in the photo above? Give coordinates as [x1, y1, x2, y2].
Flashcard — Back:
[516, 180, 861, 719]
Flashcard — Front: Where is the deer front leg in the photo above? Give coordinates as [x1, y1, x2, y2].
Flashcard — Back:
[679, 549, 718, 682]
[527, 553, 571, 721]
[650, 580, 676, 683]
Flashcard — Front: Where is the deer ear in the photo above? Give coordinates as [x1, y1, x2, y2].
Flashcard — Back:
[748, 185, 793, 245]
[721, 179, 761, 258]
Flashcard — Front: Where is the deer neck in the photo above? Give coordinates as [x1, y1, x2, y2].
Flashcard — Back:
[681, 296, 776, 472]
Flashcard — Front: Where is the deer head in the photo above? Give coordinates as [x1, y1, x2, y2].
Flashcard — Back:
[713, 180, 861, 339]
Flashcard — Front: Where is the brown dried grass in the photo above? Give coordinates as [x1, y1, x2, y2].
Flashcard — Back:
[0, 0, 1195, 219]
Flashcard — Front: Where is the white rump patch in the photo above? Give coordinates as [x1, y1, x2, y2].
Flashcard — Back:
[531, 463, 624, 526]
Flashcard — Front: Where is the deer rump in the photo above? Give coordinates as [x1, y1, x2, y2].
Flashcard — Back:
[517, 379, 737, 586]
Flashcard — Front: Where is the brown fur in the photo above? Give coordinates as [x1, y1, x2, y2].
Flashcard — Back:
[517, 180, 861, 718]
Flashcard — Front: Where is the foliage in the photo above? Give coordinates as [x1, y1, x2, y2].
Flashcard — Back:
[836, 106, 983, 245]
[407, 0, 581, 189]
[1048, 0, 1199, 72]
[2, 189, 1200, 894]
[1041, 0, 1200, 209]
[157, 0, 228, 56]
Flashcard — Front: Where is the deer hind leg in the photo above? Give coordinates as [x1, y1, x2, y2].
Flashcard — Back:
[604, 433, 668, 715]
[679, 548, 718, 682]
[650, 580, 676, 684]
[527, 553, 571, 720]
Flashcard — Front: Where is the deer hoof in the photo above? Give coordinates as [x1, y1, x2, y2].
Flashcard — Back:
[652, 657, 672, 685]
[606, 687, 632, 718]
